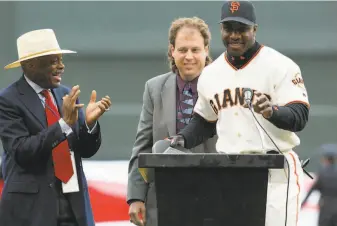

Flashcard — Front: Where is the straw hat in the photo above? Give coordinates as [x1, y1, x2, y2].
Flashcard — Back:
[4, 29, 76, 70]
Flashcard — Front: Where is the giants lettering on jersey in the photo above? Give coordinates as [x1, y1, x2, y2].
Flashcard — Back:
[209, 87, 271, 115]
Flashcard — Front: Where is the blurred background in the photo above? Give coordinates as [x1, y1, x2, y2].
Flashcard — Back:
[0, 1, 336, 173]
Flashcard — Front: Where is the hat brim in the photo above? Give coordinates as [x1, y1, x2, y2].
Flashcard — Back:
[4, 49, 76, 70]
[219, 17, 255, 26]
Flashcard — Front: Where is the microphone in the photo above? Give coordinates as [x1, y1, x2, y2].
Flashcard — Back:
[242, 87, 290, 226]
[152, 140, 191, 154]
[152, 140, 171, 153]
[242, 88, 253, 109]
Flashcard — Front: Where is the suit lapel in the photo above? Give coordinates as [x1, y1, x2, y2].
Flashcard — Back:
[161, 73, 177, 136]
[16, 76, 47, 128]
[51, 88, 64, 117]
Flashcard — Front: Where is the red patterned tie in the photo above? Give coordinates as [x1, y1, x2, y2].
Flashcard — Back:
[41, 90, 74, 183]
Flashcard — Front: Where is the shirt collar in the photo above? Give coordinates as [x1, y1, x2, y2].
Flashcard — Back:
[176, 74, 199, 94]
[24, 74, 45, 94]
[226, 41, 261, 69]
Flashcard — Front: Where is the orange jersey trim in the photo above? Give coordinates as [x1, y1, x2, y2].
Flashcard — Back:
[224, 45, 264, 70]
[289, 152, 301, 225]
[285, 100, 310, 109]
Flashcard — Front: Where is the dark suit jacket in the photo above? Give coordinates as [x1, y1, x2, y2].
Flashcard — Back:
[0, 76, 101, 226]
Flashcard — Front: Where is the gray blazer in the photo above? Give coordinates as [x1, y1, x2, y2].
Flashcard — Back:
[127, 72, 217, 226]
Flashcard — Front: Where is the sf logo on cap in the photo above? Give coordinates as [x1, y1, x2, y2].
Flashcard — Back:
[230, 1, 240, 13]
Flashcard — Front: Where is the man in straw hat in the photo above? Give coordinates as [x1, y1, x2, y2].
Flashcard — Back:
[0, 29, 111, 226]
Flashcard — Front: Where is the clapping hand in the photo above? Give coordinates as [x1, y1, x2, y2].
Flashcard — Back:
[85, 90, 111, 127]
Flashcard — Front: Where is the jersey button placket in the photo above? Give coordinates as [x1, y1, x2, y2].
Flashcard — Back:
[235, 110, 241, 138]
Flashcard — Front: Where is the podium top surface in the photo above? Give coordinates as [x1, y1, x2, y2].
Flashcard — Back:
[138, 153, 285, 169]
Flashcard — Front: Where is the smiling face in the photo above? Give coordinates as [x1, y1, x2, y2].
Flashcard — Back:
[22, 54, 65, 89]
[221, 21, 257, 56]
[170, 26, 209, 81]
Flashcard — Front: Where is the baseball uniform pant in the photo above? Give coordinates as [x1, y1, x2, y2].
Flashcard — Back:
[265, 150, 303, 226]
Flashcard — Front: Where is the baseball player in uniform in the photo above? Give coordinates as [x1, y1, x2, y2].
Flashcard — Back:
[168, 1, 310, 226]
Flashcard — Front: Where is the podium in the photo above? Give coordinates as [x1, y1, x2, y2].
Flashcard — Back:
[138, 153, 285, 226]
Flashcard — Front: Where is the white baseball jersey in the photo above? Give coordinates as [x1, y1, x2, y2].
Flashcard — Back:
[194, 45, 308, 226]
[194, 45, 309, 154]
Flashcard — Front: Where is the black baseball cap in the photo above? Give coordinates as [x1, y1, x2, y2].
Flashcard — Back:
[219, 0, 256, 26]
